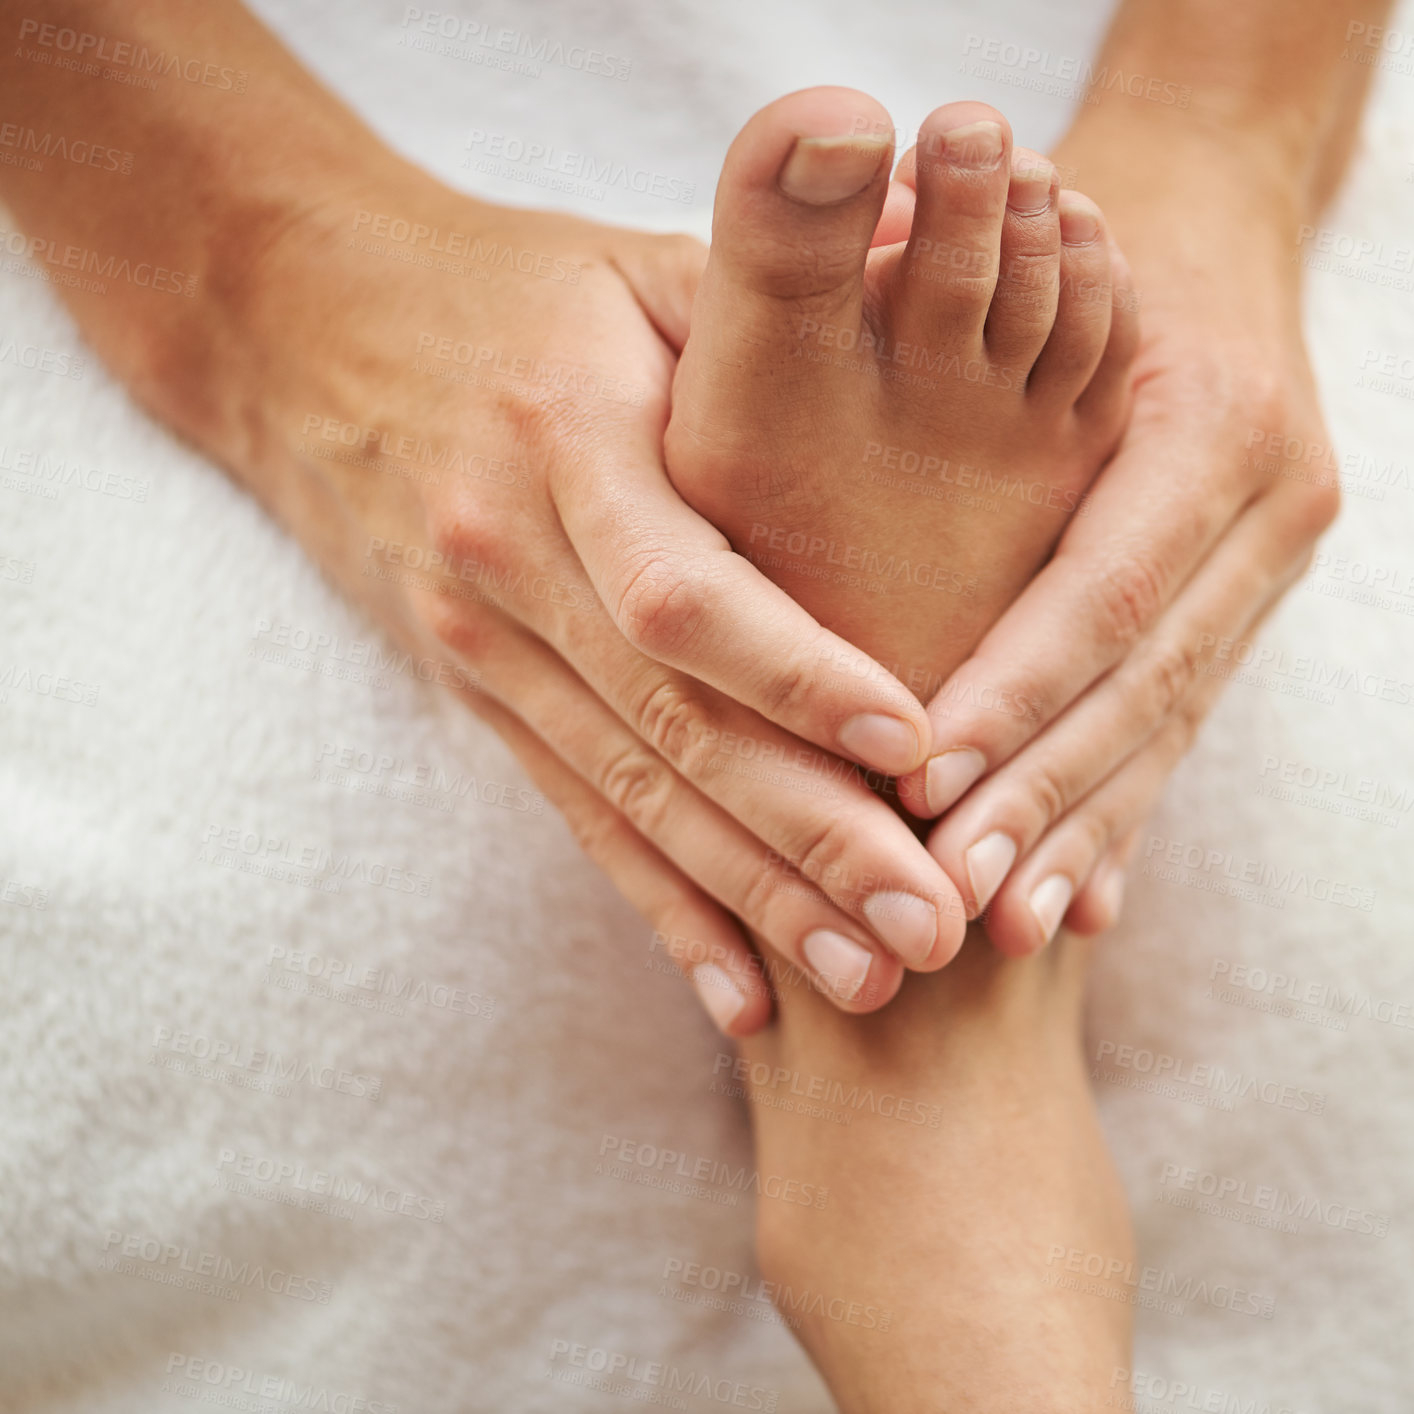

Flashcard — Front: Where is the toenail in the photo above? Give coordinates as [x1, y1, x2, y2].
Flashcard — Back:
[1028, 874, 1073, 947]
[935, 120, 1004, 169]
[1008, 163, 1055, 215]
[925, 748, 987, 815]
[1059, 198, 1101, 245]
[964, 831, 1017, 914]
[690, 962, 748, 1034]
[802, 929, 874, 1002]
[838, 712, 922, 775]
[862, 891, 938, 968]
[778, 134, 892, 206]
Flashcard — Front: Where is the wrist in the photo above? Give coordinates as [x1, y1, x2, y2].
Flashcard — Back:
[1052, 113, 1307, 315]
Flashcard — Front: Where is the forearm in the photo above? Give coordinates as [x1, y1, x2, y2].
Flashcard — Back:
[1071, 0, 1393, 199]
[0, 2, 416, 456]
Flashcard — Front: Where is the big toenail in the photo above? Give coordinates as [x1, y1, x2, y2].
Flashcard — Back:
[1059, 200, 1101, 244]
[778, 135, 892, 205]
[1008, 164, 1055, 214]
[937, 120, 1004, 169]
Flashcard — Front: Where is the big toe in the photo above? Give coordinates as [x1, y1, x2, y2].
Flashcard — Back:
[696, 87, 894, 354]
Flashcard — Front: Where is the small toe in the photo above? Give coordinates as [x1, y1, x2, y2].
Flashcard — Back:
[1027, 191, 1114, 402]
[984, 147, 1061, 378]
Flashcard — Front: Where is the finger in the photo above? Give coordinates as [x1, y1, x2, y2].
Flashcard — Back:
[453, 603, 909, 1011]
[408, 504, 965, 970]
[554, 439, 934, 779]
[923, 489, 1301, 924]
[983, 689, 1216, 955]
[984, 573, 1292, 955]
[899, 394, 1264, 817]
[1065, 830, 1141, 937]
[470, 692, 774, 1035]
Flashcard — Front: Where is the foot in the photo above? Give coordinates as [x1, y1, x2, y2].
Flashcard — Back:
[666, 87, 1137, 734]
[738, 930, 1133, 1411]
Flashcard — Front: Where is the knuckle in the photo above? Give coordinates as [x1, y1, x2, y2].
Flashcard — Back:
[422, 592, 487, 660]
[1142, 637, 1200, 720]
[614, 550, 707, 660]
[1297, 477, 1343, 539]
[1069, 807, 1114, 860]
[1025, 761, 1072, 829]
[792, 814, 857, 904]
[598, 742, 675, 838]
[738, 856, 791, 936]
[635, 678, 711, 776]
[1089, 553, 1167, 648]
[758, 654, 814, 722]
[563, 797, 628, 871]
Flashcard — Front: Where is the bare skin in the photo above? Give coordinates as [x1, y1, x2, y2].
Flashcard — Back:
[667, 87, 1138, 1408]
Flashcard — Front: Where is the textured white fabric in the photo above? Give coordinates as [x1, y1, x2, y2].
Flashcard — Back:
[1, 2, 1410, 1410]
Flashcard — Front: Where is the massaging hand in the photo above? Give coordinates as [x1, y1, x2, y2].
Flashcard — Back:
[158, 163, 994, 1029]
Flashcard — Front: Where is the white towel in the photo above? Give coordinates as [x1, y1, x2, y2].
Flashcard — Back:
[1, 2, 1409, 1410]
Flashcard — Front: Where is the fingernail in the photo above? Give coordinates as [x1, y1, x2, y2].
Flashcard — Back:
[1059, 196, 1101, 245]
[838, 713, 921, 775]
[937, 119, 1004, 169]
[1028, 874, 1074, 947]
[862, 891, 937, 968]
[1008, 161, 1055, 214]
[925, 748, 987, 814]
[691, 963, 747, 1034]
[779, 135, 891, 205]
[1096, 862, 1127, 926]
[964, 831, 1017, 914]
[803, 929, 874, 1002]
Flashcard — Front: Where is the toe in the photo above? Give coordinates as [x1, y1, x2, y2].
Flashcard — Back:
[700, 87, 893, 343]
[984, 148, 1061, 377]
[890, 101, 1013, 353]
[1027, 191, 1114, 403]
[1075, 243, 1140, 431]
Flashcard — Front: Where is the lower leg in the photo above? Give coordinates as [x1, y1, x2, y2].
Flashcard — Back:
[739, 928, 1132, 1411]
